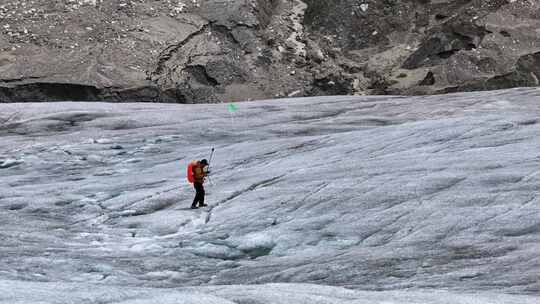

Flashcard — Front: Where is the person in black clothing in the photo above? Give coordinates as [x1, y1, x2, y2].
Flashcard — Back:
[191, 159, 209, 209]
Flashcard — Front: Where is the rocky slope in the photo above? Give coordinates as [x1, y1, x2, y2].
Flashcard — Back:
[0, 0, 539, 102]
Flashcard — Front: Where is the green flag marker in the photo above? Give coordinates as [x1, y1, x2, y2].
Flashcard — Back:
[227, 103, 237, 112]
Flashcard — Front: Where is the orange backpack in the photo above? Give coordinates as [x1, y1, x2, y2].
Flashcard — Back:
[187, 161, 196, 183]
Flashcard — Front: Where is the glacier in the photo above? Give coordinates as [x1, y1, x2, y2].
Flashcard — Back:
[1, 88, 540, 303]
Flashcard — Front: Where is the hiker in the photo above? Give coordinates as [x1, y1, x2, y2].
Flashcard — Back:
[189, 159, 209, 209]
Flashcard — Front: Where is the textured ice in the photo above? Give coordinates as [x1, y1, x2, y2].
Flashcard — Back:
[1, 88, 540, 302]
[0, 280, 538, 304]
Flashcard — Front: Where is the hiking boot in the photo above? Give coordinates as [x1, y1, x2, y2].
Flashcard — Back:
[190, 205, 198, 209]
[199, 203, 208, 207]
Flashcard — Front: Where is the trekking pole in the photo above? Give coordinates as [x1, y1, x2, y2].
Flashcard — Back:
[207, 147, 215, 186]
[208, 147, 215, 168]
[207, 147, 215, 175]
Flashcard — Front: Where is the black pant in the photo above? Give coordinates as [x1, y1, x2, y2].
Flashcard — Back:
[192, 182, 205, 207]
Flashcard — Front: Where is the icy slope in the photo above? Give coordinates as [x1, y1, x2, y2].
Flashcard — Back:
[0, 280, 538, 304]
[1, 88, 540, 302]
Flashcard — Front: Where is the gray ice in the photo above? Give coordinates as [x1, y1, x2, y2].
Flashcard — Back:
[1, 88, 540, 303]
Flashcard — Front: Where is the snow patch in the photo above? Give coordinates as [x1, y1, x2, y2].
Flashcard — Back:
[360, 3, 369, 12]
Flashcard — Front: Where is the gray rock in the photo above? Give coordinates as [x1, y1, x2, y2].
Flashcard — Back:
[1, 0, 540, 102]
[303, 0, 540, 96]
